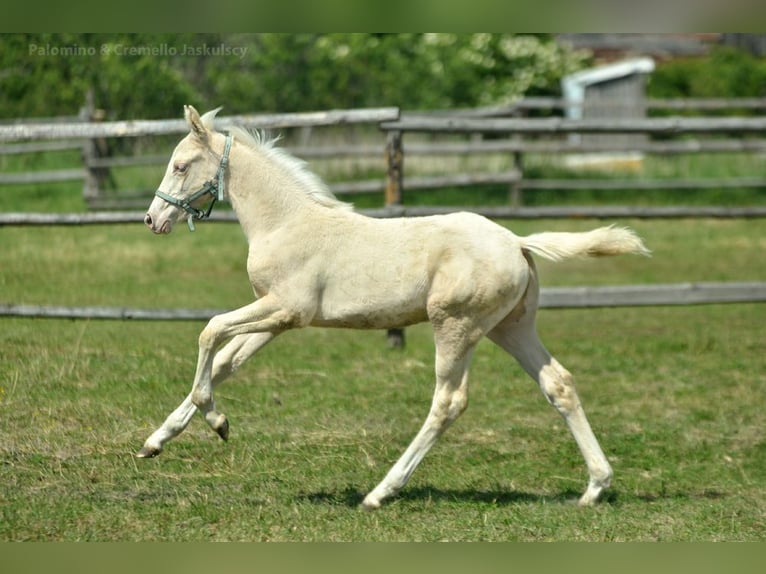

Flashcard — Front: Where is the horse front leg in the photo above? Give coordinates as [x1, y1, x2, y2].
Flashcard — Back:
[137, 331, 276, 458]
[186, 297, 300, 443]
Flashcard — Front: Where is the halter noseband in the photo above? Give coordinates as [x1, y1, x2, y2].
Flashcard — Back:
[154, 133, 233, 232]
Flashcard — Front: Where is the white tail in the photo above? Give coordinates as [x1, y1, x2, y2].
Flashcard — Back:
[520, 225, 650, 262]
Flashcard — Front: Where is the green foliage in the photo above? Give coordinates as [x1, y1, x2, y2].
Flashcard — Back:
[649, 46, 766, 101]
[5, 33, 766, 122]
[0, 34, 203, 119]
[206, 33, 591, 112]
[1, 33, 589, 119]
[1, 34, 91, 117]
[94, 34, 199, 119]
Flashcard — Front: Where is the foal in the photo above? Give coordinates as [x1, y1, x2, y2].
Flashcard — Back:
[140, 105, 650, 509]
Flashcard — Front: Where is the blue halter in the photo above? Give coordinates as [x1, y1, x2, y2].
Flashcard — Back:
[154, 133, 233, 232]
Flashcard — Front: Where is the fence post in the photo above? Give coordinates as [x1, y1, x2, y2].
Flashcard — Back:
[509, 150, 524, 207]
[385, 129, 403, 206]
[384, 129, 406, 349]
[80, 90, 110, 206]
[508, 107, 524, 207]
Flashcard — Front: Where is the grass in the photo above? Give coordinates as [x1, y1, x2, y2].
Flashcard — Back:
[1, 133, 765, 540]
[1, 216, 765, 540]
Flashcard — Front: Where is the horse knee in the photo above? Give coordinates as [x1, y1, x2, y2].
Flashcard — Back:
[445, 390, 468, 425]
[449, 389, 468, 420]
[199, 319, 221, 350]
[432, 387, 468, 426]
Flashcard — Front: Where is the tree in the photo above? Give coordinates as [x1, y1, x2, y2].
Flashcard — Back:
[0, 33, 591, 119]
[0, 33, 198, 119]
[204, 34, 591, 113]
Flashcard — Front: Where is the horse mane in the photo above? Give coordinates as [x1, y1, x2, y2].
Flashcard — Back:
[201, 108, 352, 212]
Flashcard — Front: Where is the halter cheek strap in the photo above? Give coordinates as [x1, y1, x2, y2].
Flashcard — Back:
[154, 133, 233, 232]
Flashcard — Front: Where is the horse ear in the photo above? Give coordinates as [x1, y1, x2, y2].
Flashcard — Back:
[200, 106, 223, 130]
[184, 105, 209, 143]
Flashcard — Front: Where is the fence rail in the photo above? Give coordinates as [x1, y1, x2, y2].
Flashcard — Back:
[381, 116, 766, 135]
[6, 204, 766, 228]
[540, 282, 766, 308]
[451, 97, 766, 114]
[3, 282, 764, 321]
[402, 138, 766, 155]
[0, 107, 401, 143]
[0, 168, 86, 185]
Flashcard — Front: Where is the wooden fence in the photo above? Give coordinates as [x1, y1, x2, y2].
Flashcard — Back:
[0, 105, 401, 209]
[2, 101, 765, 323]
[3, 97, 766, 213]
[379, 112, 766, 213]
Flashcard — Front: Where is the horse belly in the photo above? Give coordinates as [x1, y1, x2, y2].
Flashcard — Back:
[312, 305, 428, 330]
[312, 272, 430, 329]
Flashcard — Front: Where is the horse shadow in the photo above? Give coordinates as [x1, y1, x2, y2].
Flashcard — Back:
[299, 485, 621, 508]
[300, 485, 725, 508]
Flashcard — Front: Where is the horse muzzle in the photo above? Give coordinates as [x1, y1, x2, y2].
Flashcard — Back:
[144, 211, 173, 235]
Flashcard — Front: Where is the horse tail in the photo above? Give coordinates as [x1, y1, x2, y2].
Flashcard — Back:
[519, 225, 650, 262]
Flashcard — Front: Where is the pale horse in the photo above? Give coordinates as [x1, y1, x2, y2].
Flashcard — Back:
[140, 105, 650, 509]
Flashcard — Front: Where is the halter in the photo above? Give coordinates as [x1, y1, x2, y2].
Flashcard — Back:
[154, 133, 233, 232]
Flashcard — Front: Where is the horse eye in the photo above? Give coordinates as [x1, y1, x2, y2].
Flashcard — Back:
[174, 162, 188, 174]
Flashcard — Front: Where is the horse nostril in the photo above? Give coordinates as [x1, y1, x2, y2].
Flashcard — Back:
[144, 213, 153, 227]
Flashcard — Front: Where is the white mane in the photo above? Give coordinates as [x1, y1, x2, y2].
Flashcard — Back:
[201, 108, 352, 211]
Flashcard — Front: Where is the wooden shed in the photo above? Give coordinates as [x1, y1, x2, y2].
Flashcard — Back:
[561, 58, 655, 168]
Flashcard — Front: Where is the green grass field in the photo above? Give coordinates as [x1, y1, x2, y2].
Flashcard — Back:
[1, 215, 765, 540]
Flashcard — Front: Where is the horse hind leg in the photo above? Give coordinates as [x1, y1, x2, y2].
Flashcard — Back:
[137, 332, 275, 457]
[488, 318, 613, 506]
[362, 331, 477, 510]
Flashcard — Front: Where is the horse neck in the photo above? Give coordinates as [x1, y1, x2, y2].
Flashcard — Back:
[226, 143, 315, 240]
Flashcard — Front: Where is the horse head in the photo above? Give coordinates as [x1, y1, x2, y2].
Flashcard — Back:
[144, 105, 230, 234]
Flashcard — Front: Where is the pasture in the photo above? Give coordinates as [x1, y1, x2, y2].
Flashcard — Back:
[1, 217, 765, 541]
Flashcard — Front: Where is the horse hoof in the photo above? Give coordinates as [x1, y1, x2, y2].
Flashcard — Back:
[216, 417, 229, 441]
[360, 495, 381, 511]
[136, 445, 161, 458]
